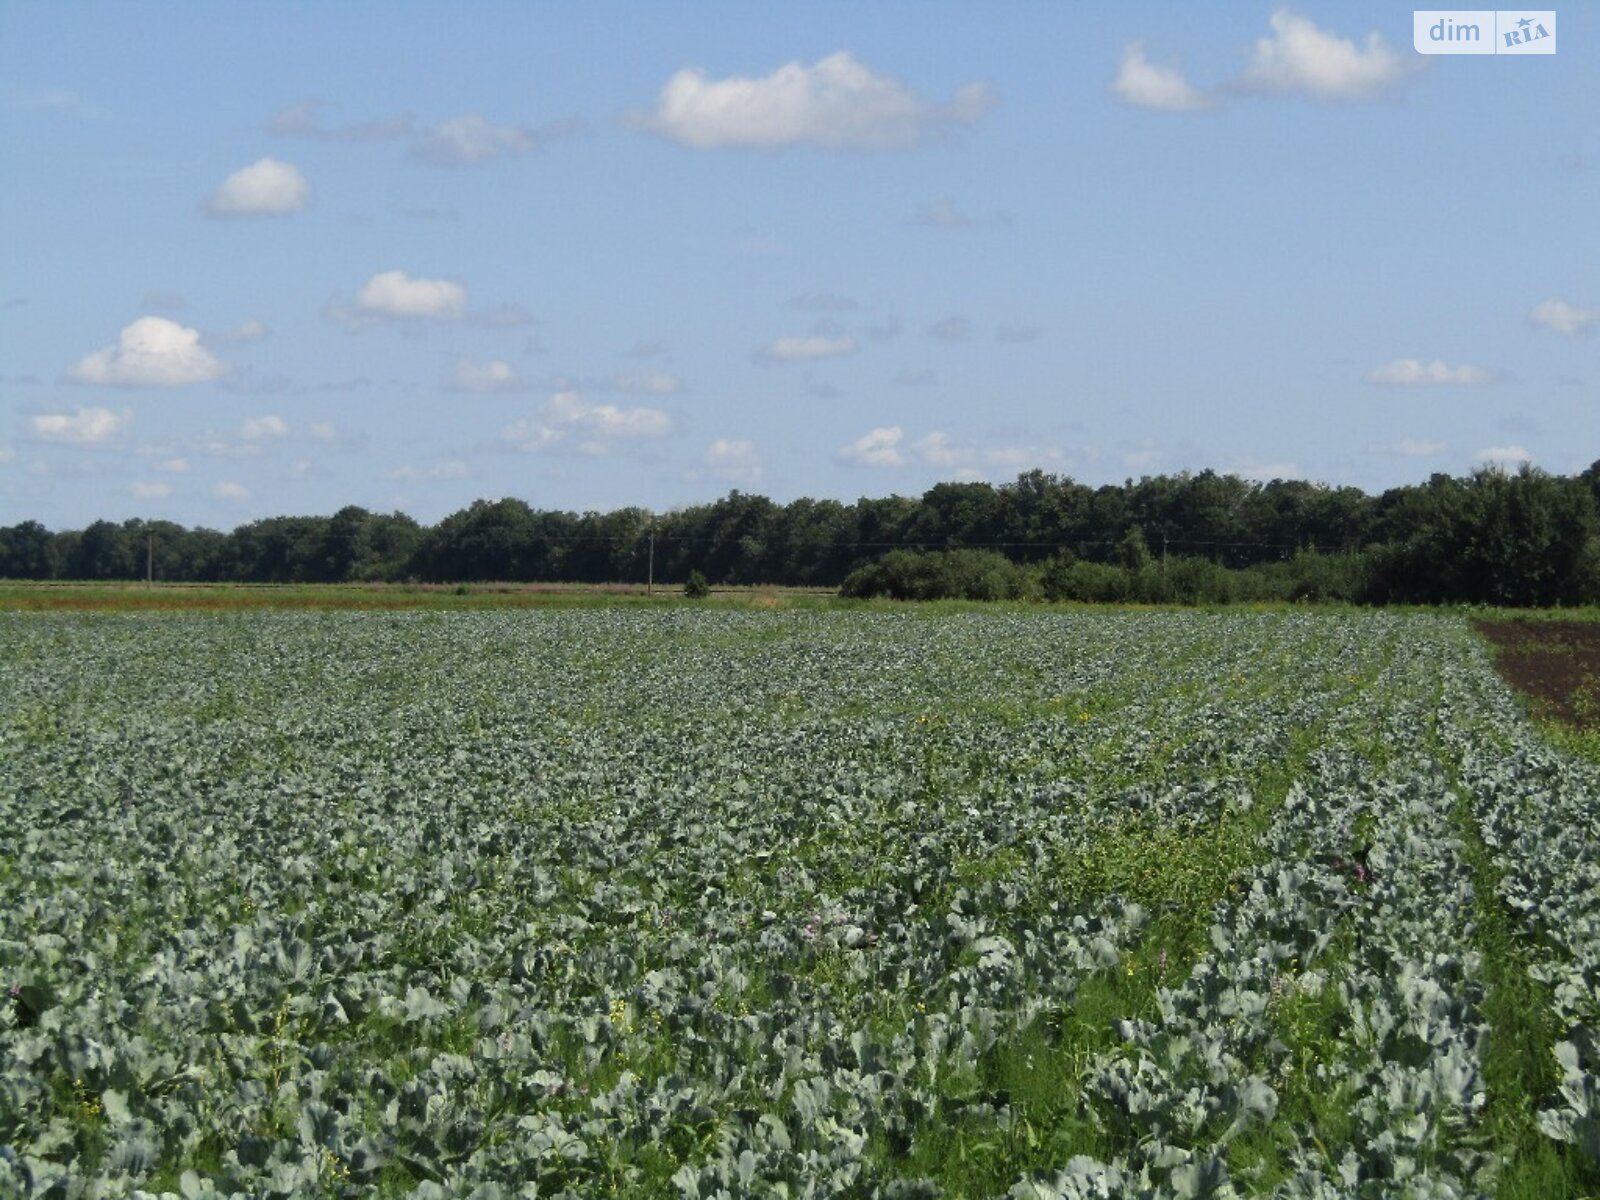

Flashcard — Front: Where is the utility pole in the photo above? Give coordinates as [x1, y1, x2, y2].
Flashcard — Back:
[146, 533, 154, 586]
[1162, 533, 1168, 573]
[647, 518, 655, 596]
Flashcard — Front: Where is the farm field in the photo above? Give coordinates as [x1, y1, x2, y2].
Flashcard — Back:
[2, 610, 1599, 1198]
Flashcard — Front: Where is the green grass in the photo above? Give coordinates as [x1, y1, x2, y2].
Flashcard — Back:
[1540, 723, 1600, 766]
[869, 717, 1325, 1195]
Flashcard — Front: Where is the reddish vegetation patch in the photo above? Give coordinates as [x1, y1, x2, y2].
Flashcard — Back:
[1475, 620, 1600, 730]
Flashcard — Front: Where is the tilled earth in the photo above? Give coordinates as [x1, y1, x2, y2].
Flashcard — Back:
[1475, 619, 1600, 730]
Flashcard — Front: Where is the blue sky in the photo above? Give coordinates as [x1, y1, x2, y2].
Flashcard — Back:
[1, 1, 1594, 529]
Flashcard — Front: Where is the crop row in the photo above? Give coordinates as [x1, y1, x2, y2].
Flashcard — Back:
[0, 611, 1595, 1197]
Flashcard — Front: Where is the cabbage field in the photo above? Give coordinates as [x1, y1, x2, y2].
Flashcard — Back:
[2, 609, 1598, 1199]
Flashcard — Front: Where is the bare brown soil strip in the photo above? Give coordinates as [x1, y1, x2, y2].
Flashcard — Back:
[1475, 620, 1600, 731]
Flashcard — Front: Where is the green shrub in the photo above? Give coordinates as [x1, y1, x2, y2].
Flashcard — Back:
[841, 549, 1031, 601]
[1151, 557, 1236, 605]
[683, 570, 710, 599]
[1039, 559, 1132, 604]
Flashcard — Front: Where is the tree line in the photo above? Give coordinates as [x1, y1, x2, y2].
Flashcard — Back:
[3, 463, 1597, 606]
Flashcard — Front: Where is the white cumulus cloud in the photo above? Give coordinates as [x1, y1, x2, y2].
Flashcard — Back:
[157, 457, 190, 473]
[30, 407, 130, 446]
[1365, 359, 1493, 387]
[214, 481, 250, 500]
[839, 426, 905, 467]
[69, 317, 225, 387]
[454, 358, 519, 392]
[501, 391, 671, 454]
[543, 391, 670, 438]
[1530, 298, 1599, 337]
[633, 51, 996, 150]
[204, 157, 311, 217]
[130, 481, 172, 499]
[757, 335, 858, 361]
[357, 270, 466, 319]
[1111, 41, 1212, 111]
[1239, 10, 1413, 102]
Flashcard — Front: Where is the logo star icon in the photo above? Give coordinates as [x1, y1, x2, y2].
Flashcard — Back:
[1517, 16, 1533, 29]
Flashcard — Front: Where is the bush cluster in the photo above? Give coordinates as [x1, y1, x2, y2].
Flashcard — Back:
[844, 547, 1429, 606]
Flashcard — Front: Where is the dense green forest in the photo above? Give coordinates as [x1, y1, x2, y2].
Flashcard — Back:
[4, 463, 1598, 605]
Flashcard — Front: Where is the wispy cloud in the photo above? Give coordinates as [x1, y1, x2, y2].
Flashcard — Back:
[1365, 359, 1494, 387]
[1529, 297, 1598, 337]
[268, 100, 414, 142]
[613, 370, 680, 395]
[910, 198, 1011, 229]
[214, 320, 270, 344]
[269, 100, 580, 166]
[996, 325, 1041, 344]
[868, 429, 1071, 476]
[1228, 459, 1304, 482]
[1477, 445, 1532, 467]
[1370, 438, 1447, 457]
[409, 114, 583, 166]
[453, 359, 521, 392]
[756, 335, 857, 362]
[701, 438, 764, 485]
[1123, 440, 1166, 471]
[30, 407, 131, 446]
[5, 86, 113, 120]
[467, 303, 535, 329]
[387, 460, 469, 481]
[839, 426, 905, 467]
[500, 391, 671, 455]
[786, 293, 857, 312]
[240, 415, 289, 441]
